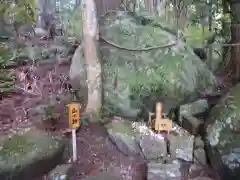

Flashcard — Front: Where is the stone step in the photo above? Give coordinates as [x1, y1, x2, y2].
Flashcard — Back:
[181, 115, 204, 136]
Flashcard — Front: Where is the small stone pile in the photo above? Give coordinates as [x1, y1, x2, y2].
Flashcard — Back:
[103, 98, 216, 180]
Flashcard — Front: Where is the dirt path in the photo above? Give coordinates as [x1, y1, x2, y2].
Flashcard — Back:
[68, 123, 147, 180]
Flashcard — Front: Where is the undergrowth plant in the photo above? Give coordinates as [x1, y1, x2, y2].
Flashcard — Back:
[0, 44, 16, 97]
[0, 0, 36, 97]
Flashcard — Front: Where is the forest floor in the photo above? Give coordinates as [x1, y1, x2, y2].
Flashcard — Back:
[0, 37, 227, 179]
[0, 38, 147, 179]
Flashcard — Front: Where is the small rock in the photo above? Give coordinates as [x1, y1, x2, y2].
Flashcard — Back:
[84, 172, 121, 180]
[48, 164, 72, 180]
[188, 163, 211, 179]
[168, 134, 194, 162]
[181, 115, 204, 135]
[189, 177, 215, 180]
[105, 120, 141, 156]
[147, 162, 181, 180]
[189, 163, 204, 173]
[34, 27, 47, 36]
[171, 123, 190, 136]
[194, 136, 205, 149]
[194, 148, 207, 165]
[180, 99, 209, 117]
[139, 134, 167, 160]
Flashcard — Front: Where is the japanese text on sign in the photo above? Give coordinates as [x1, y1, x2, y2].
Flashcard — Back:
[150, 102, 172, 133]
[155, 118, 172, 133]
[68, 103, 81, 129]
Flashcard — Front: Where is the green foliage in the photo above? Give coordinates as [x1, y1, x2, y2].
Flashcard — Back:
[16, 0, 36, 24]
[0, 42, 18, 95]
[184, 25, 213, 47]
[0, 0, 36, 35]
[61, 6, 83, 39]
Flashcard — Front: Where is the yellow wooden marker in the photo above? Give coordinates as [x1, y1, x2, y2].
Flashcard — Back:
[155, 118, 173, 133]
[67, 103, 81, 162]
[150, 102, 173, 133]
[68, 103, 81, 129]
[154, 102, 162, 131]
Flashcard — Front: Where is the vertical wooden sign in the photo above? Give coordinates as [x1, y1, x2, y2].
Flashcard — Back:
[68, 103, 81, 129]
[154, 102, 173, 133]
[155, 102, 162, 131]
[67, 103, 81, 162]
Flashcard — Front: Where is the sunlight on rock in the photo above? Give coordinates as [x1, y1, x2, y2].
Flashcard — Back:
[221, 148, 240, 169]
[132, 122, 164, 140]
[172, 123, 190, 136]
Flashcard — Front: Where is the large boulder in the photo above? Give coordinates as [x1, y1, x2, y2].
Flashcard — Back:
[69, 11, 216, 119]
[205, 83, 240, 180]
[0, 128, 66, 180]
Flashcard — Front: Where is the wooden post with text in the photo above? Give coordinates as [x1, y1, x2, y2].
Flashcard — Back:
[149, 102, 173, 133]
[68, 103, 81, 161]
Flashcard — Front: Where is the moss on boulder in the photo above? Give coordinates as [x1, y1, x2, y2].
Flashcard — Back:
[0, 128, 66, 180]
[205, 83, 240, 179]
[69, 11, 217, 119]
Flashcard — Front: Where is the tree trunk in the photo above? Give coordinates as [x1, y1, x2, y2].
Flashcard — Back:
[155, 0, 167, 16]
[178, 2, 187, 30]
[222, 0, 230, 60]
[208, 0, 213, 70]
[81, 0, 102, 121]
[226, 1, 240, 82]
[36, 0, 47, 29]
[145, 0, 154, 14]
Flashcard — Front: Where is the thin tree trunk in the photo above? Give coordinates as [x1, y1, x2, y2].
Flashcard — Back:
[227, 1, 240, 82]
[222, 0, 230, 61]
[145, 0, 154, 14]
[81, 0, 102, 121]
[36, 0, 46, 29]
[208, 0, 213, 69]
[178, 0, 189, 30]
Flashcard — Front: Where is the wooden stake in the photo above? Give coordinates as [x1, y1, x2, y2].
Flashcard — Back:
[156, 102, 162, 119]
[154, 102, 172, 133]
[72, 128, 77, 161]
[67, 103, 81, 161]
